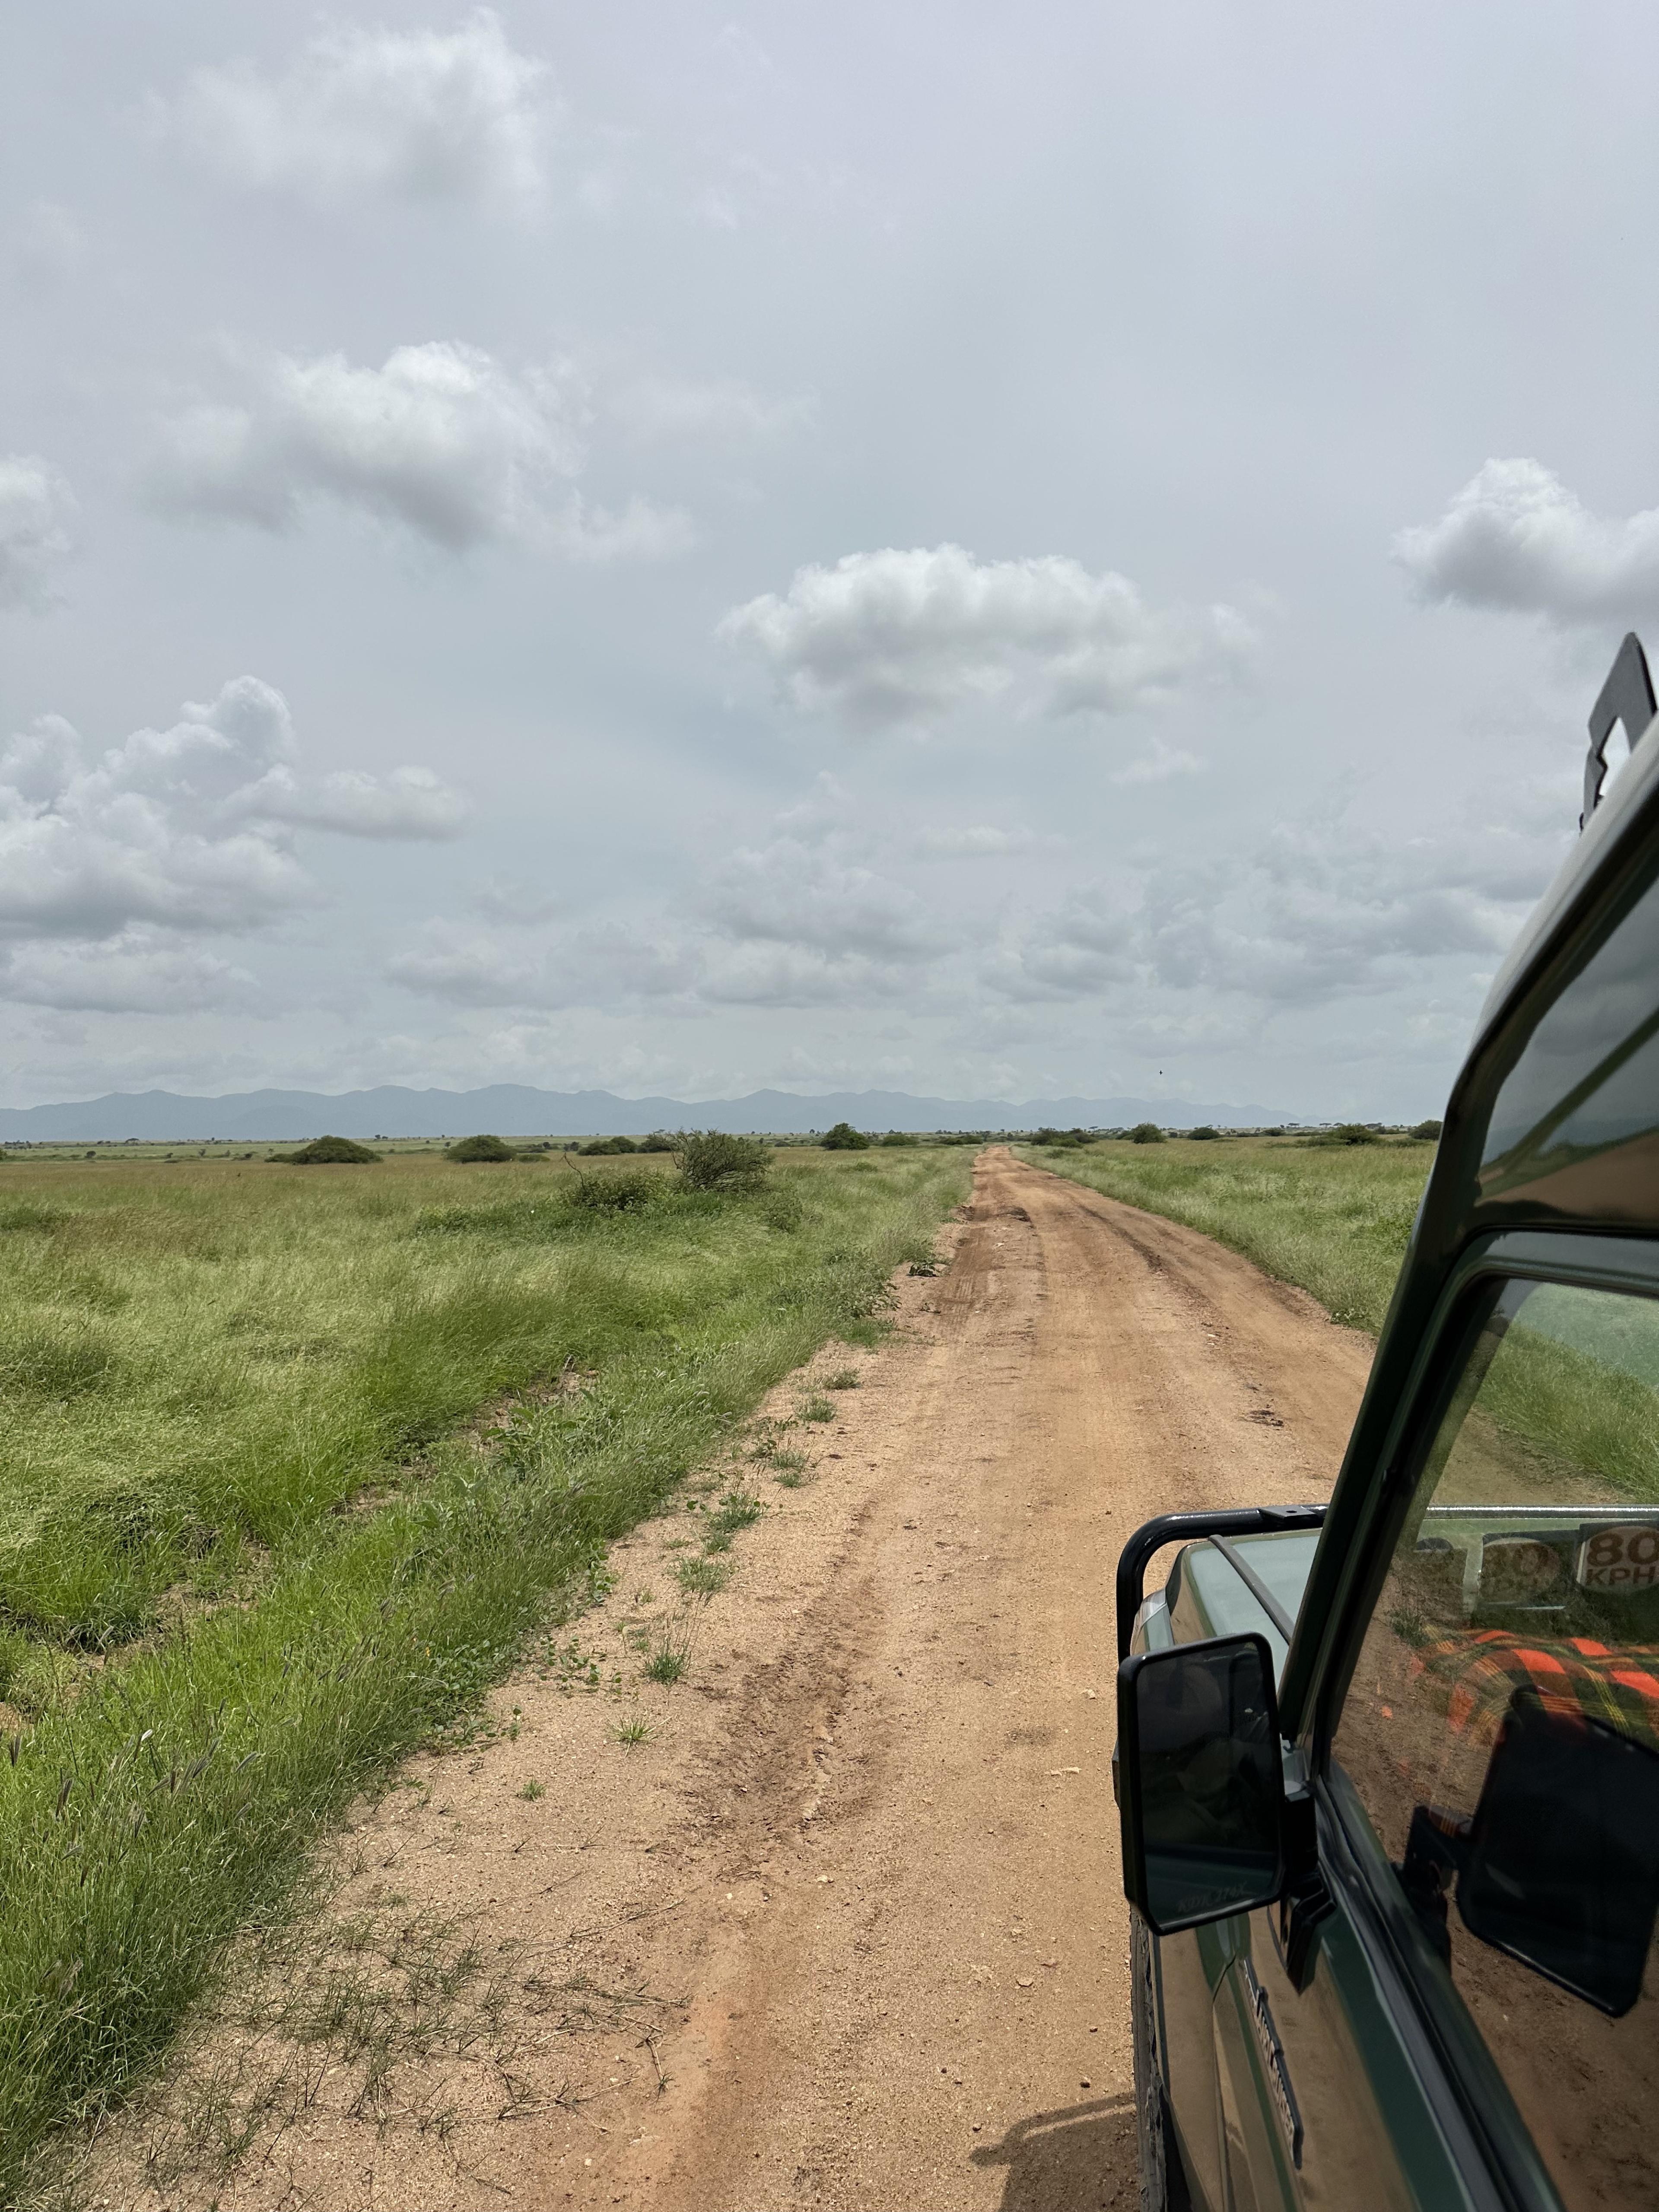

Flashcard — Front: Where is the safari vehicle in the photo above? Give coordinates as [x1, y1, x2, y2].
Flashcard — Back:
[1115, 634, 1659, 2212]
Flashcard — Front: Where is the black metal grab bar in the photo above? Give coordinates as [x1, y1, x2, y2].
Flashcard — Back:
[1114, 1505, 1328, 1661]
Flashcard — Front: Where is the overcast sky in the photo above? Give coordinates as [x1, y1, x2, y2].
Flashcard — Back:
[4, 3, 1658, 1116]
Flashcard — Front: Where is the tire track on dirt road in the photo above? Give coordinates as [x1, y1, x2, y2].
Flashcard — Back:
[640, 1147, 1374, 2212]
[94, 1148, 1373, 2212]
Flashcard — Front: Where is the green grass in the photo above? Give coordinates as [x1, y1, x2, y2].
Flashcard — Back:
[1021, 1136, 1431, 1332]
[0, 1142, 966, 2198]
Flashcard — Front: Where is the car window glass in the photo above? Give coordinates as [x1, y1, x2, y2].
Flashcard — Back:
[1334, 1278, 1659, 2212]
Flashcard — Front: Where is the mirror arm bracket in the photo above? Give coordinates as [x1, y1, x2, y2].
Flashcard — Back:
[1115, 1505, 1327, 1662]
[1278, 1786, 1334, 1993]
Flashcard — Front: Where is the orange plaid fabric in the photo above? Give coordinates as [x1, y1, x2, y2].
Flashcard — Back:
[1412, 1630, 1659, 1750]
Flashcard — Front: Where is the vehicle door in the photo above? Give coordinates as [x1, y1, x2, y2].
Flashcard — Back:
[1214, 1257, 1659, 2212]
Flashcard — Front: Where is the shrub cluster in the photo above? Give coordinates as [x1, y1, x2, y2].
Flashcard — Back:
[1128, 1122, 1166, 1145]
[275, 1135, 380, 1165]
[568, 1170, 664, 1213]
[674, 1130, 772, 1192]
[820, 1122, 871, 1150]
[444, 1133, 519, 1163]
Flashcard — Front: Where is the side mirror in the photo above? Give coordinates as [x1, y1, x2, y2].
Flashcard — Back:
[1462, 1688, 1659, 2016]
[1117, 1633, 1287, 1935]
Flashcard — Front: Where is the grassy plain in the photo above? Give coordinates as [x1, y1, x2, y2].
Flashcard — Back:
[1020, 1135, 1431, 1332]
[0, 1142, 967, 2198]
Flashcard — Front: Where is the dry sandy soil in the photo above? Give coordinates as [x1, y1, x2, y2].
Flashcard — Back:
[88, 1147, 1373, 2212]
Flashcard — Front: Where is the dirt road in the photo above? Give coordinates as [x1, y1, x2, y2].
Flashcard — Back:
[101, 1149, 1373, 2212]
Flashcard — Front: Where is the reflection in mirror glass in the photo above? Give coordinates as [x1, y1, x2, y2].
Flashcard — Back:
[1133, 1635, 1282, 1930]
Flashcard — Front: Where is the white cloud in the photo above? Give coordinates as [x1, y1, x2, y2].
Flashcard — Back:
[984, 888, 1138, 1001]
[1138, 814, 1561, 1009]
[1110, 739, 1201, 786]
[0, 456, 75, 610]
[157, 11, 555, 214]
[0, 936, 257, 1015]
[983, 804, 1567, 1011]
[386, 920, 693, 1009]
[717, 542, 1253, 731]
[149, 341, 690, 558]
[0, 676, 467, 950]
[244, 763, 470, 839]
[1395, 458, 1659, 623]
[390, 812, 957, 1014]
[698, 836, 950, 963]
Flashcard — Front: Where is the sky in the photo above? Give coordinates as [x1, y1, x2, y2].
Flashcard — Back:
[4, 3, 1659, 1117]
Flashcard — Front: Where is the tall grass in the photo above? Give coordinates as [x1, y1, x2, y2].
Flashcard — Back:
[0, 1145, 966, 2197]
[1023, 1137, 1430, 1331]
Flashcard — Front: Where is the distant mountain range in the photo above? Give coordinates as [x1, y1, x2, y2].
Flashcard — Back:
[0, 1084, 1297, 1142]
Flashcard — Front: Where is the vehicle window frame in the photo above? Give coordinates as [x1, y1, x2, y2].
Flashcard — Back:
[1309, 1231, 1659, 1764]
[1307, 1231, 1659, 2212]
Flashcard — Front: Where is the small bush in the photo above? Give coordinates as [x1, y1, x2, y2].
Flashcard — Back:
[1411, 1119, 1443, 1141]
[0, 1202, 70, 1233]
[1303, 1124, 1382, 1147]
[568, 1170, 663, 1213]
[674, 1129, 772, 1192]
[675, 1555, 731, 1597]
[445, 1133, 518, 1163]
[645, 1646, 686, 1684]
[1128, 1123, 1166, 1145]
[1187, 1125, 1221, 1141]
[880, 1130, 920, 1147]
[636, 1131, 676, 1153]
[821, 1122, 871, 1150]
[709, 1487, 763, 1536]
[279, 1135, 380, 1165]
[758, 1188, 804, 1232]
[577, 1135, 638, 1156]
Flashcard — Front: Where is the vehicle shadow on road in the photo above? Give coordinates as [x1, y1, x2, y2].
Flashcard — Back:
[969, 2092, 1138, 2210]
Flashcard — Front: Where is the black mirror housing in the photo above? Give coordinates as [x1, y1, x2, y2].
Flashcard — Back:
[1118, 1633, 1288, 1936]
[1462, 1688, 1659, 2015]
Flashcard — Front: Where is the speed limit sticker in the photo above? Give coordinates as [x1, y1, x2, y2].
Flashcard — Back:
[1576, 1523, 1659, 1593]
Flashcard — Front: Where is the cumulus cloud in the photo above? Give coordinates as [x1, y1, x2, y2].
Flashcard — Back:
[983, 805, 1567, 1012]
[698, 836, 950, 964]
[717, 543, 1252, 731]
[148, 341, 689, 558]
[1139, 817, 1558, 1008]
[391, 810, 956, 1013]
[1395, 458, 1659, 623]
[386, 920, 693, 1009]
[0, 676, 466, 952]
[984, 888, 1138, 1001]
[0, 936, 257, 1015]
[156, 11, 555, 213]
[0, 455, 75, 610]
